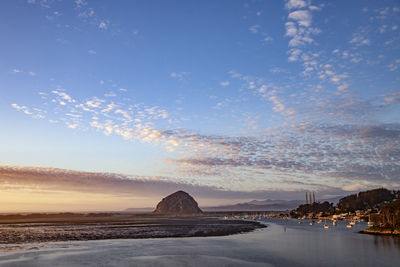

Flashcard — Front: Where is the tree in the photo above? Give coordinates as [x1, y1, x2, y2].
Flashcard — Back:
[379, 198, 400, 229]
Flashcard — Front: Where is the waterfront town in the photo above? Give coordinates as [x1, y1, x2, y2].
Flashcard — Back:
[222, 188, 400, 234]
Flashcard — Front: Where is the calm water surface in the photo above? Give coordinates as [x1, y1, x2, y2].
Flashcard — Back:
[0, 218, 399, 267]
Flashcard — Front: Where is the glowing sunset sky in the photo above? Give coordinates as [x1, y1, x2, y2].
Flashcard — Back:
[0, 0, 399, 211]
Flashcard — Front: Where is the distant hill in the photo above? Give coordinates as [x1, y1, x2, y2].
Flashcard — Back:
[203, 199, 303, 212]
[202, 196, 344, 212]
[246, 199, 292, 205]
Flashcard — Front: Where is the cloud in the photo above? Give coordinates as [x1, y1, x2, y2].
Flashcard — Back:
[52, 90, 75, 103]
[249, 24, 260, 34]
[12, 69, 22, 73]
[86, 97, 105, 108]
[269, 67, 286, 73]
[170, 72, 189, 81]
[10, 70, 400, 194]
[384, 92, 400, 103]
[169, 123, 400, 189]
[288, 48, 302, 61]
[78, 8, 94, 18]
[285, 21, 297, 37]
[26, 0, 53, 8]
[11, 104, 32, 115]
[263, 36, 273, 42]
[285, 0, 308, 10]
[66, 122, 79, 129]
[283, 0, 323, 70]
[88, 49, 96, 54]
[342, 183, 369, 191]
[349, 33, 370, 46]
[288, 10, 312, 27]
[337, 83, 349, 91]
[99, 21, 107, 30]
[75, 0, 87, 8]
[387, 59, 400, 71]
[0, 165, 347, 201]
[220, 81, 230, 87]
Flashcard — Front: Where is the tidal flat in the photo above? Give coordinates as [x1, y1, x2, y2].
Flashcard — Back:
[0, 213, 265, 244]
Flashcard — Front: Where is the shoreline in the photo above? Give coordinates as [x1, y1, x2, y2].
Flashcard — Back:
[360, 227, 400, 237]
[0, 215, 266, 244]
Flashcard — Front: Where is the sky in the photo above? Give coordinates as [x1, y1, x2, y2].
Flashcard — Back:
[0, 0, 400, 212]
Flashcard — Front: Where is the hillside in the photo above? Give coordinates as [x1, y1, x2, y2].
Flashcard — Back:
[337, 188, 398, 213]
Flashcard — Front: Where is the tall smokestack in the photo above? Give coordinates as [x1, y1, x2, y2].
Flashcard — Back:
[313, 192, 315, 203]
[305, 192, 308, 204]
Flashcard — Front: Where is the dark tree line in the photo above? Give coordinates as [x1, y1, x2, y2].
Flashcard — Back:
[291, 188, 399, 218]
[291, 201, 334, 217]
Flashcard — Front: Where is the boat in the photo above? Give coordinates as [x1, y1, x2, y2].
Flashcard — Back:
[324, 224, 330, 229]
[332, 220, 337, 226]
[346, 224, 353, 228]
[309, 220, 315, 226]
[298, 220, 302, 224]
[367, 215, 374, 226]
[317, 220, 322, 224]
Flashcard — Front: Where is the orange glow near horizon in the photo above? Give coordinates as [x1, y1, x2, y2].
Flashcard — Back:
[0, 189, 156, 213]
[0, 187, 252, 213]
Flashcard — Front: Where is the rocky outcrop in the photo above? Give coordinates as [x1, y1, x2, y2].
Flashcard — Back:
[154, 191, 203, 214]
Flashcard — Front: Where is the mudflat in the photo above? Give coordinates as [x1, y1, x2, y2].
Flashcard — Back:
[0, 213, 265, 244]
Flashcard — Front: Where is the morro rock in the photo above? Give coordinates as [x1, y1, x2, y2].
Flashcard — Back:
[154, 191, 203, 214]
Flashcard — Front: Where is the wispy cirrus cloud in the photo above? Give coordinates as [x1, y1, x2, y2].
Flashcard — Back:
[170, 72, 189, 81]
[27, 0, 113, 34]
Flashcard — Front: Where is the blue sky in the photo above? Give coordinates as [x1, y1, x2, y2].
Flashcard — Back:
[0, 0, 400, 209]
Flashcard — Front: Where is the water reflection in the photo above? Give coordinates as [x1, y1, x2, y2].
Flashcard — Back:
[0, 218, 399, 267]
[373, 235, 400, 249]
